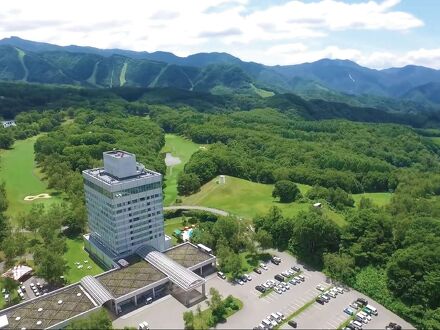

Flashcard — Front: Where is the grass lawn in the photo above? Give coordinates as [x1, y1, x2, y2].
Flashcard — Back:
[161, 134, 201, 206]
[63, 237, 105, 283]
[352, 192, 393, 207]
[0, 135, 60, 222]
[164, 216, 185, 246]
[181, 176, 346, 225]
[432, 137, 440, 146]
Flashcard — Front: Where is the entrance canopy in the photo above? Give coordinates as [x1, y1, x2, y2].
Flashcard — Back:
[137, 245, 205, 292]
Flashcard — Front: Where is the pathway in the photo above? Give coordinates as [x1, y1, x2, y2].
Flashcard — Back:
[163, 205, 229, 217]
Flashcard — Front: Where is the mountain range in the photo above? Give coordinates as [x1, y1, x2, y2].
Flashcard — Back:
[1, 36, 440, 109]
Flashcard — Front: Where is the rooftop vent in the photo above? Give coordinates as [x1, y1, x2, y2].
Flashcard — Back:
[77, 293, 82, 297]
[37, 307, 43, 312]
[57, 300, 63, 305]
[15, 316, 21, 321]
[36, 320, 42, 326]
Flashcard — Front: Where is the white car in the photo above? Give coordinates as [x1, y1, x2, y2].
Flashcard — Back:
[326, 291, 337, 298]
[138, 321, 150, 330]
[316, 284, 325, 291]
[276, 312, 285, 320]
[244, 274, 252, 281]
[260, 263, 268, 270]
[336, 287, 344, 294]
[274, 287, 282, 294]
[235, 278, 244, 285]
[298, 274, 305, 281]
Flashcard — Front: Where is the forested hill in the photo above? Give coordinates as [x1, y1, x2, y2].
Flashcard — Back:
[1, 83, 439, 128]
[2, 37, 440, 110]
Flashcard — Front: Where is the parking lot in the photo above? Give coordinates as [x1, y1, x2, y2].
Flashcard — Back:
[113, 251, 414, 329]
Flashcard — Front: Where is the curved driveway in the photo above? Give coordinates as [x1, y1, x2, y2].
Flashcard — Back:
[163, 205, 229, 217]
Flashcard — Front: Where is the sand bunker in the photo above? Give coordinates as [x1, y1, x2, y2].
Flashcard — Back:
[165, 152, 182, 166]
[23, 193, 51, 201]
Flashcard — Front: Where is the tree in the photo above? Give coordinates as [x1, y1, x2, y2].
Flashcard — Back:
[177, 172, 201, 196]
[34, 246, 68, 285]
[289, 211, 341, 266]
[207, 288, 225, 325]
[272, 180, 301, 203]
[66, 309, 113, 330]
[183, 311, 195, 330]
[0, 134, 14, 149]
[0, 182, 8, 212]
[255, 229, 273, 250]
[323, 252, 356, 284]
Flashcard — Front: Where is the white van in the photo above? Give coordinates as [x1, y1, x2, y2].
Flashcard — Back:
[365, 304, 378, 316]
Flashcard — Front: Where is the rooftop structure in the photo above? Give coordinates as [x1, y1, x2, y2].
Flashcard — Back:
[164, 242, 214, 269]
[1, 285, 98, 330]
[137, 246, 205, 293]
[98, 259, 167, 298]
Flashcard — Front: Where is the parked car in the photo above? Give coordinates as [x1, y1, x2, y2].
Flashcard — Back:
[291, 265, 300, 272]
[336, 287, 344, 294]
[344, 307, 354, 315]
[316, 284, 325, 291]
[316, 297, 325, 305]
[244, 274, 252, 281]
[326, 290, 336, 298]
[365, 304, 378, 316]
[298, 274, 305, 281]
[289, 279, 297, 285]
[352, 320, 363, 329]
[240, 275, 248, 282]
[254, 268, 262, 274]
[282, 282, 290, 290]
[271, 258, 280, 265]
[278, 285, 286, 292]
[356, 297, 368, 306]
[281, 271, 289, 277]
[358, 311, 371, 321]
[274, 274, 284, 282]
[235, 278, 244, 285]
[260, 263, 268, 270]
[351, 301, 359, 309]
[386, 322, 402, 330]
[145, 297, 153, 304]
[287, 269, 294, 276]
[138, 321, 149, 330]
[276, 312, 285, 320]
[255, 285, 265, 293]
[321, 294, 331, 302]
[274, 287, 282, 294]
[217, 271, 226, 279]
[288, 320, 297, 328]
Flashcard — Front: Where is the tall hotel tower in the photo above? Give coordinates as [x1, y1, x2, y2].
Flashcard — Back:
[83, 151, 166, 266]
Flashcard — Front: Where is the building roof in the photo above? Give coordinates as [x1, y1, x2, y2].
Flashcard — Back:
[97, 260, 167, 298]
[2, 285, 96, 330]
[164, 242, 214, 268]
[137, 245, 205, 292]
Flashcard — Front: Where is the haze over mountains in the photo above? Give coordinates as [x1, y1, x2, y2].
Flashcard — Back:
[1, 36, 440, 108]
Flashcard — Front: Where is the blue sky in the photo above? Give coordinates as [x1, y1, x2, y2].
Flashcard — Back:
[1, 0, 439, 68]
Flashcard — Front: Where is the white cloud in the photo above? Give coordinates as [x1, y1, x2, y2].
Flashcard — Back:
[0, 0, 434, 68]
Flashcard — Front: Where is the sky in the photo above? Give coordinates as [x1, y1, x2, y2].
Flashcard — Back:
[1, 0, 439, 69]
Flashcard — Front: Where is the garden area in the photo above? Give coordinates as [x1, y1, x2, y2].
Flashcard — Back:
[183, 288, 243, 329]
